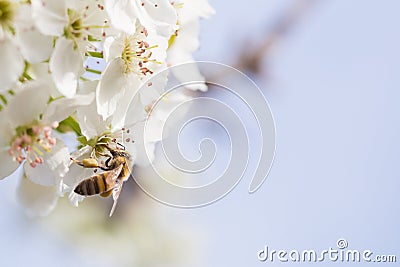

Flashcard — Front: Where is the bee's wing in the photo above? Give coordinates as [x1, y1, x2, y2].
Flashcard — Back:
[107, 164, 126, 217]
[109, 182, 123, 217]
[105, 164, 124, 185]
[125, 157, 134, 180]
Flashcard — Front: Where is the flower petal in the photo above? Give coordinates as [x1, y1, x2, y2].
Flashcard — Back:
[68, 191, 85, 207]
[124, 121, 155, 166]
[103, 35, 123, 62]
[6, 81, 50, 128]
[111, 76, 142, 130]
[42, 92, 94, 123]
[50, 38, 83, 98]
[177, 0, 215, 24]
[104, 0, 138, 35]
[171, 20, 200, 55]
[0, 110, 14, 147]
[62, 159, 93, 188]
[16, 29, 53, 64]
[76, 80, 110, 139]
[14, 4, 53, 63]
[123, 69, 167, 129]
[77, 98, 109, 140]
[0, 39, 24, 92]
[31, 0, 68, 36]
[168, 20, 207, 91]
[170, 60, 208, 91]
[137, 0, 178, 37]
[0, 149, 19, 179]
[24, 140, 70, 186]
[27, 62, 58, 92]
[96, 58, 129, 120]
[105, 0, 178, 37]
[17, 175, 59, 217]
[62, 147, 94, 204]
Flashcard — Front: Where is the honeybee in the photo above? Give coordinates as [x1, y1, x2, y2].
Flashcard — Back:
[72, 145, 132, 217]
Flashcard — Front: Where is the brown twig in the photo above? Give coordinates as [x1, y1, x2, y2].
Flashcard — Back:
[237, 0, 318, 75]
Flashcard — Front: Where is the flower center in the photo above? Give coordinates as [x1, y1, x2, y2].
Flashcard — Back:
[66, 9, 83, 39]
[0, 0, 15, 33]
[9, 122, 59, 168]
[77, 130, 129, 160]
[65, 4, 107, 46]
[121, 27, 161, 76]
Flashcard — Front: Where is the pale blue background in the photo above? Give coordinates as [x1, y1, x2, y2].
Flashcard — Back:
[0, 0, 399, 266]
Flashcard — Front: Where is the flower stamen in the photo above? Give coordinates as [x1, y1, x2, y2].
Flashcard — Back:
[121, 30, 162, 76]
[9, 122, 59, 168]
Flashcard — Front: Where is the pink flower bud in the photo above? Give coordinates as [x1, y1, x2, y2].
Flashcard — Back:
[16, 156, 25, 164]
[35, 157, 44, 164]
[44, 130, 51, 138]
[48, 138, 56, 146]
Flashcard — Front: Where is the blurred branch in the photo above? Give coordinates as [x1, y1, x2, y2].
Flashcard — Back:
[236, 0, 317, 75]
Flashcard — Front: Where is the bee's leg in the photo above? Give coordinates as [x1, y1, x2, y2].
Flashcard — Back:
[70, 158, 89, 168]
[105, 156, 112, 168]
[70, 157, 111, 171]
[99, 165, 112, 171]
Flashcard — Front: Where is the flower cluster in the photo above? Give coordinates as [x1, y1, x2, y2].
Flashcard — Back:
[0, 0, 214, 216]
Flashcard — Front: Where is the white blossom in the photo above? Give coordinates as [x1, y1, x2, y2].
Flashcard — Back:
[168, 0, 214, 91]
[0, 1, 54, 92]
[63, 81, 128, 206]
[0, 0, 214, 216]
[0, 80, 93, 215]
[32, 0, 109, 97]
[0, 38, 24, 92]
[104, 0, 178, 37]
[96, 23, 168, 120]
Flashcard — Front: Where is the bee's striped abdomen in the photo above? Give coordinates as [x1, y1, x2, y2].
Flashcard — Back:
[74, 173, 110, 196]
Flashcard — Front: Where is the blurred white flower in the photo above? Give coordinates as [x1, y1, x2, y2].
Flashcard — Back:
[168, 0, 214, 91]
[17, 173, 60, 217]
[0, 2, 54, 92]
